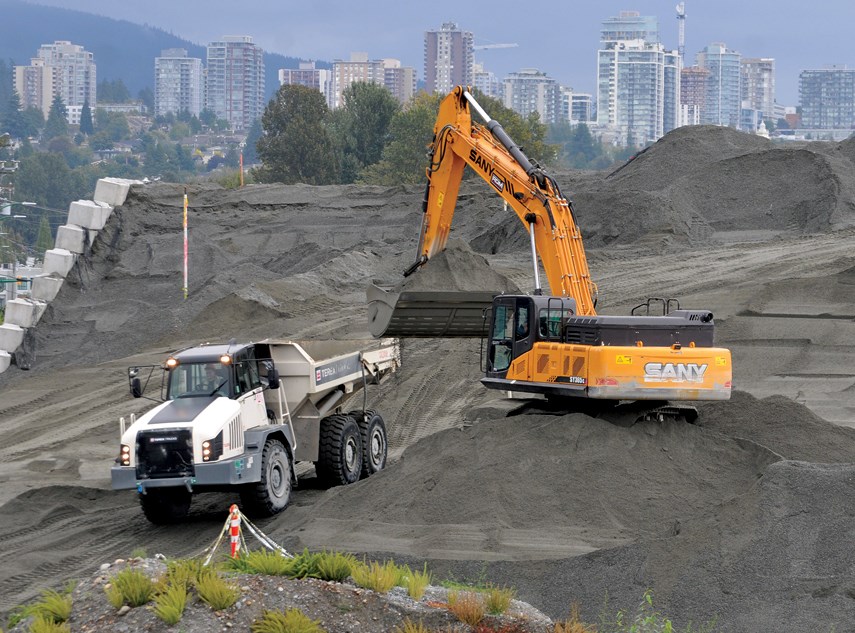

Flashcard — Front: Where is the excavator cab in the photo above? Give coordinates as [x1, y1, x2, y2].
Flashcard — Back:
[485, 295, 577, 378]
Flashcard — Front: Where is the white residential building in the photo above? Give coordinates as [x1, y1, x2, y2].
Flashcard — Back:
[504, 68, 561, 124]
[155, 49, 204, 117]
[205, 36, 265, 131]
[596, 13, 680, 146]
[279, 62, 332, 104]
[424, 22, 474, 94]
[14, 41, 96, 121]
[330, 53, 415, 109]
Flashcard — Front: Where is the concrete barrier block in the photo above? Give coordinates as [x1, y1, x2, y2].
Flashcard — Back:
[56, 225, 87, 254]
[32, 274, 64, 301]
[4, 298, 43, 328]
[43, 249, 76, 277]
[68, 199, 113, 230]
[0, 324, 24, 351]
[0, 351, 10, 373]
[94, 178, 140, 207]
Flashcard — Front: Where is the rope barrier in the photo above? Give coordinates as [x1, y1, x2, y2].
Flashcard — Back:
[202, 504, 293, 565]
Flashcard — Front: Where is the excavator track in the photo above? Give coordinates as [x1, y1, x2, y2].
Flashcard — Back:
[509, 398, 699, 427]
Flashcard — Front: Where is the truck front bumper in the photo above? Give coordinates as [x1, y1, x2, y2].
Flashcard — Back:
[111, 453, 263, 492]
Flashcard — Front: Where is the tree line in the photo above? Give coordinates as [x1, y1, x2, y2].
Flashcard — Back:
[252, 82, 643, 187]
[253, 83, 556, 186]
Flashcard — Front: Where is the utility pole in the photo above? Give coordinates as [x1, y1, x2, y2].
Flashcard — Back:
[9, 257, 15, 301]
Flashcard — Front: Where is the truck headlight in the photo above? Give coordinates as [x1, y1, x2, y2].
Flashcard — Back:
[119, 444, 131, 466]
[201, 431, 223, 462]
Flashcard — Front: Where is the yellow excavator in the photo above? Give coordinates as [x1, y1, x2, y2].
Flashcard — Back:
[368, 86, 731, 419]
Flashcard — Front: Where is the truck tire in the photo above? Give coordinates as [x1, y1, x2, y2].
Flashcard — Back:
[139, 488, 191, 524]
[315, 414, 362, 487]
[240, 439, 292, 517]
[351, 409, 387, 478]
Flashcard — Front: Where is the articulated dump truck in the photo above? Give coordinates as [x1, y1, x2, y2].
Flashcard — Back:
[111, 339, 400, 523]
[368, 86, 731, 423]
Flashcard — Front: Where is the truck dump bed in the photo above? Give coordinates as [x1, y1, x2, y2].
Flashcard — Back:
[260, 338, 400, 463]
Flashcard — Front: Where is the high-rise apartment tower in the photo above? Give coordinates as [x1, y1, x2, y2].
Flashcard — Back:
[696, 42, 742, 128]
[596, 12, 680, 146]
[155, 49, 204, 117]
[424, 22, 474, 94]
[741, 58, 776, 120]
[205, 36, 265, 131]
[799, 66, 855, 129]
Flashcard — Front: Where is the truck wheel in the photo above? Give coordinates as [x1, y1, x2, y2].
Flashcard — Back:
[139, 488, 191, 524]
[240, 439, 292, 517]
[315, 414, 362, 487]
[352, 409, 387, 478]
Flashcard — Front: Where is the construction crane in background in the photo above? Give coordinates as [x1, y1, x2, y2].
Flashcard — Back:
[473, 43, 518, 51]
[676, 2, 686, 60]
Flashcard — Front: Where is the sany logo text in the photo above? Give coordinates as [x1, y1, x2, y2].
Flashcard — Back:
[644, 362, 708, 383]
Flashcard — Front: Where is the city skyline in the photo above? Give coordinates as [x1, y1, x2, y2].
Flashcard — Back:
[23, 0, 855, 105]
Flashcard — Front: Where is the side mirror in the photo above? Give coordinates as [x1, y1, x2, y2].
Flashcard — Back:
[131, 377, 142, 398]
[267, 368, 280, 390]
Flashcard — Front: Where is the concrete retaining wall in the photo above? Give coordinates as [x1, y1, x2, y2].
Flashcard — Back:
[0, 177, 141, 374]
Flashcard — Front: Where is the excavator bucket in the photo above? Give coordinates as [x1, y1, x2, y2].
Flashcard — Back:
[367, 283, 496, 338]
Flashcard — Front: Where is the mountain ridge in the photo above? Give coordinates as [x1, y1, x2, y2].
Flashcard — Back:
[1, 0, 324, 100]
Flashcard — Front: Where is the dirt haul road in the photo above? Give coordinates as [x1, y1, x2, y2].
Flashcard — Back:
[2, 126, 855, 631]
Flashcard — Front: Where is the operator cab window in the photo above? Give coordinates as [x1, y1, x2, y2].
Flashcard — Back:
[234, 349, 262, 395]
[490, 304, 514, 372]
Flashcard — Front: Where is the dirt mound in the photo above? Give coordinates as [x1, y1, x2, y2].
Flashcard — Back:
[696, 390, 855, 463]
[271, 406, 779, 557]
[672, 148, 852, 233]
[384, 238, 521, 293]
[605, 124, 772, 191]
[492, 459, 855, 631]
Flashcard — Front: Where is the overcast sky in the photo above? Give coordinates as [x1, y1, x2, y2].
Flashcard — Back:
[28, 0, 855, 105]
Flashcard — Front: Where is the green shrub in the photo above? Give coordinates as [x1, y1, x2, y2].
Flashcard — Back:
[221, 555, 255, 573]
[284, 549, 325, 579]
[315, 551, 358, 582]
[251, 608, 326, 633]
[107, 567, 154, 607]
[167, 558, 204, 589]
[351, 560, 400, 593]
[196, 572, 240, 610]
[244, 549, 295, 576]
[24, 588, 73, 624]
[104, 584, 124, 609]
[484, 584, 516, 615]
[399, 564, 431, 600]
[28, 614, 70, 633]
[151, 583, 188, 625]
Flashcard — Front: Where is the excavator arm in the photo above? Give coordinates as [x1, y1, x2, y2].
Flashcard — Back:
[409, 86, 598, 315]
